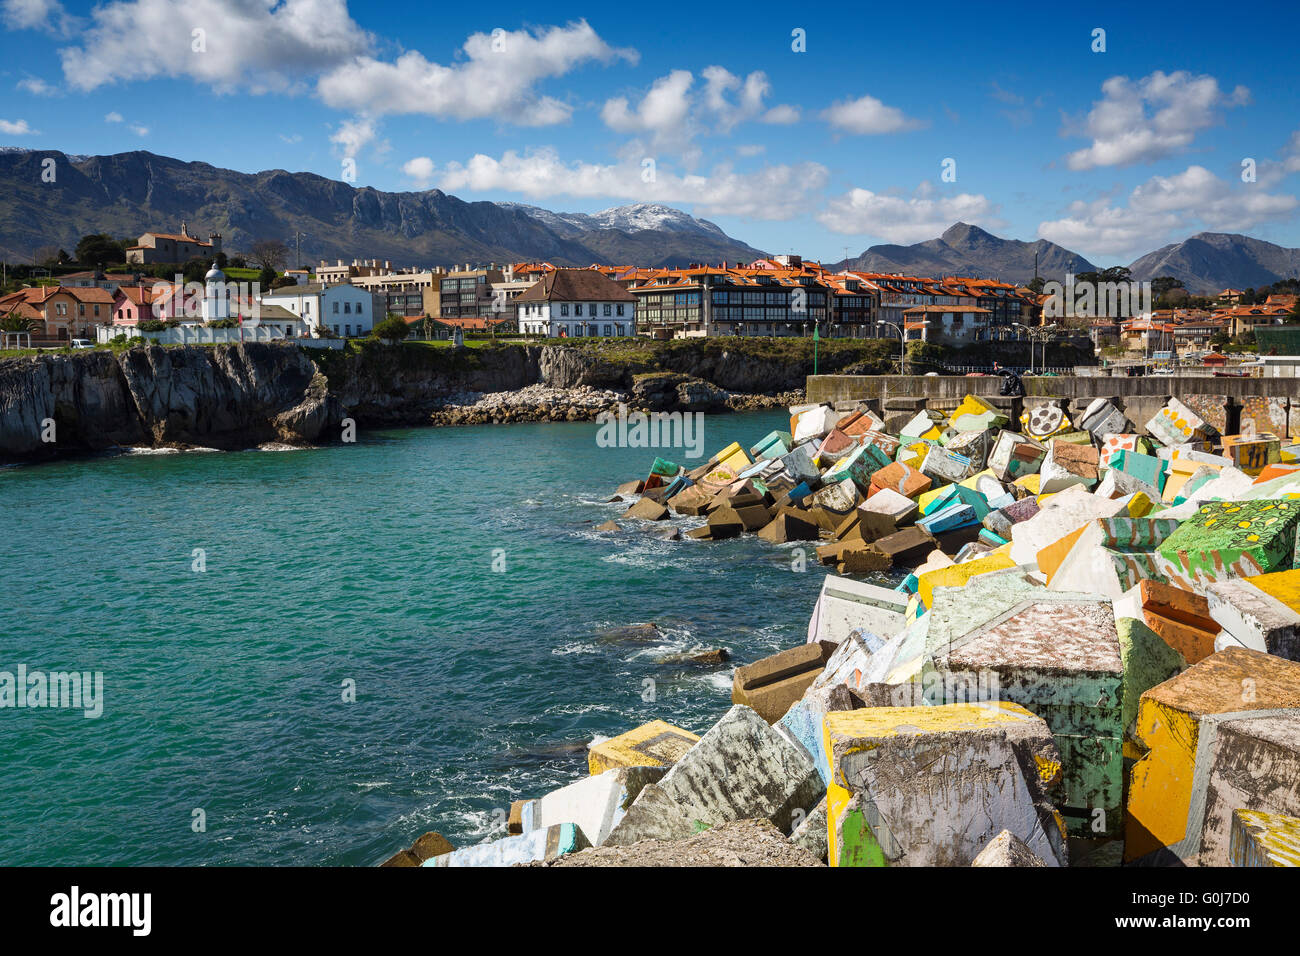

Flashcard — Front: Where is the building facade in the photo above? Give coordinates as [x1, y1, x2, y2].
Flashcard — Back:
[515, 269, 636, 337]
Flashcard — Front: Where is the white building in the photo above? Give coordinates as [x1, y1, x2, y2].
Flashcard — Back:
[259, 282, 383, 337]
[514, 268, 636, 338]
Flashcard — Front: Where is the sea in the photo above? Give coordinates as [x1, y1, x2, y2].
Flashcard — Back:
[0, 409, 894, 866]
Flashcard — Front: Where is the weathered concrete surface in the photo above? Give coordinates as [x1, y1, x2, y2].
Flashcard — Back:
[1125, 647, 1300, 864]
[1229, 809, 1300, 866]
[380, 831, 454, 867]
[790, 796, 829, 861]
[806, 574, 907, 646]
[824, 703, 1068, 867]
[1046, 517, 1180, 600]
[587, 719, 699, 775]
[972, 828, 1048, 867]
[1207, 568, 1300, 660]
[606, 705, 822, 845]
[424, 822, 589, 866]
[533, 819, 823, 867]
[732, 643, 830, 724]
[925, 583, 1125, 836]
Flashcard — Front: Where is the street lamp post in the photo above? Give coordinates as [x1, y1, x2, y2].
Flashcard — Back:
[877, 319, 907, 375]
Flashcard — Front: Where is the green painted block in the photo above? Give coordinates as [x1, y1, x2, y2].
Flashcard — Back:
[1115, 616, 1187, 738]
[1155, 499, 1300, 591]
[835, 794, 889, 867]
[1111, 449, 1167, 494]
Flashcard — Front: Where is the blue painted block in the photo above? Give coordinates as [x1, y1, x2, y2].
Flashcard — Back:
[918, 501, 978, 534]
[751, 430, 792, 460]
[424, 822, 588, 867]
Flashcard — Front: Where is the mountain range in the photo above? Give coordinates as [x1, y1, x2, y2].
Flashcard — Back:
[0, 147, 1297, 293]
[0, 149, 763, 270]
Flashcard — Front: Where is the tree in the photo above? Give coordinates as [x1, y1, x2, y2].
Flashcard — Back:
[75, 234, 127, 267]
[0, 307, 36, 333]
[1288, 301, 1300, 325]
[249, 239, 289, 272]
[372, 315, 409, 342]
[182, 258, 212, 284]
[1026, 276, 1045, 295]
[34, 246, 69, 267]
[1209, 330, 1230, 349]
[257, 265, 276, 289]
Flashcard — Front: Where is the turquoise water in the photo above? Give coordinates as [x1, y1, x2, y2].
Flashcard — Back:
[0, 411, 871, 866]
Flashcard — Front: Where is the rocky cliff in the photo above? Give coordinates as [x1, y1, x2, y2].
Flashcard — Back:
[0, 343, 342, 461]
[0, 338, 900, 462]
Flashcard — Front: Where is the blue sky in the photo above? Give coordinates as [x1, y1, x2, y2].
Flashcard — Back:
[3, 0, 1299, 266]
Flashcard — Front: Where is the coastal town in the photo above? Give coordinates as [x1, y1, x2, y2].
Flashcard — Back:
[4, 225, 1299, 370]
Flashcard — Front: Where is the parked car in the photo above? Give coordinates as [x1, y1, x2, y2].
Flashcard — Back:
[69, 339, 93, 349]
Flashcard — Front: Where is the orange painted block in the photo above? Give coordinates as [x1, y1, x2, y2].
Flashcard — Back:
[1137, 579, 1219, 664]
[1254, 463, 1300, 484]
[869, 461, 931, 499]
[1038, 524, 1089, 585]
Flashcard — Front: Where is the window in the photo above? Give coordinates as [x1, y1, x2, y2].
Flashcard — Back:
[617, 304, 625, 316]
[603, 304, 612, 316]
[603, 325, 611, 336]
[345, 325, 352, 336]
[560, 304, 569, 316]
[344, 301, 351, 314]
[332, 325, 339, 335]
[78, 304, 85, 316]
[333, 302, 339, 313]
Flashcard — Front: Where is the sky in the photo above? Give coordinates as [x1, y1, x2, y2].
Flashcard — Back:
[2, 0, 1299, 266]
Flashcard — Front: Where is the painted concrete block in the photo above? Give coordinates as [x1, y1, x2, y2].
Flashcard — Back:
[824, 703, 1067, 867]
[588, 719, 700, 775]
[779, 444, 821, 485]
[517, 766, 666, 847]
[1222, 436, 1279, 476]
[1021, 403, 1072, 442]
[1046, 517, 1181, 599]
[971, 828, 1048, 867]
[732, 643, 831, 725]
[1206, 568, 1300, 660]
[425, 823, 588, 866]
[949, 393, 1009, 432]
[860, 487, 920, 525]
[988, 430, 1046, 483]
[921, 444, 973, 484]
[917, 552, 1017, 609]
[750, 430, 792, 461]
[1079, 398, 1129, 438]
[1230, 809, 1300, 867]
[1124, 646, 1300, 864]
[1155, 499, 1300, 593]
[1008, 484, 1132, 569]
[1241, 396, 1290, 440]
[900, 409, 945, 442]
[1180, 394, 1228, 439]
[983, 494, 1040, 540]
[1122, 578, 1221, 665]
[778, 683, 858, 786]
[925, 585, 1125, 836]
[944, 428, 995, 471]
[806, 574, 908, 646]
[1110, 449, 1167, 495]
[1099, 433, 1144, 469]
[1039, 441, 1100, 494]
[793, 406, 838, 443]
[1147, 397, 1212, 448]
[870, 460, 931, 499]
[652, 704, 823, 834]
[790, 796, 829, 861]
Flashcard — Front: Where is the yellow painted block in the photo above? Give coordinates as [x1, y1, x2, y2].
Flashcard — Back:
[1015, 473, 1041, 496]
[823, 701, 1040, 785]
[917, 552, 1016, 608]
[1037, 525, 1088, 584]
[1233, 810, 1300, 866]
[1121, 492, 1154, 517]
[987, 542, 1012, 558]
[714, 441, 751, 473]
[921, 425, 944, 442]
[826, 780, 852, 868]
[1126, 697, 1203, 859]
[958, 468, 999, 491]
[1244, 567, 1300, 611]
[587, 719, 700, 775]
[1036, 491, 1056, 506]
[917, 484, 951, 513]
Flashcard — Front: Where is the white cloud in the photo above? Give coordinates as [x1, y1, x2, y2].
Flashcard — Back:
[2, 0, 78, 35]
[329, 116, 378, 158]
[1257, 129, 1300, 187]
[601, 70, 694, 147]
[432, 147, 828, 220]
[318, 20, 635, 125]
[1064, 70, 1250, 170]
[59, 0, 373, 94]
[402, 156, 435, 187]
[818, 181, 999, 243]
[104, 111, 123, 123]
[602, 66, 798, 154]
[17, 77, 58, 96]
[822, 94, 921, 135]
[130, 124, 150, 136]
[1038, 164, 1298, 256]
[0, 118, 38, 135]
[736, 144, 766, 157]
[279, 132, 303, 144]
